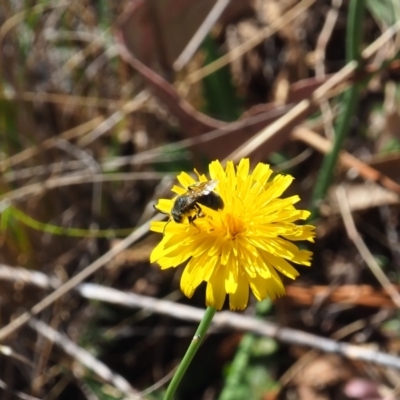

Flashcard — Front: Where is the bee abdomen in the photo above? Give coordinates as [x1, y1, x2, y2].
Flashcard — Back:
[196, 192, 224, 211]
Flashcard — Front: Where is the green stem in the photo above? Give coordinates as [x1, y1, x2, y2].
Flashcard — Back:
[309, 0, 365, 220]
[7, 207, 135, 238]
[164, 306, 216, 400]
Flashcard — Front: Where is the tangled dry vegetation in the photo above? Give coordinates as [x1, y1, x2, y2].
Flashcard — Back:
[1, 0, 400, 399]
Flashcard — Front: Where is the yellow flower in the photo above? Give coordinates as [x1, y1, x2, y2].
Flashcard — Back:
[150, 159, 315, 310]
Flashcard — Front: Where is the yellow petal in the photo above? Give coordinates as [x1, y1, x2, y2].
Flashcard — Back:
[229, 273, 249, 310]
[261, 252, 299, 279]
[237, 158, 250, 180]
[206, 265, 228, 310]
[177, 171, 195, 188]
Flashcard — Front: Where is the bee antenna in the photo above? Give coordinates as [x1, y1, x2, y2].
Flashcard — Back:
[153, 204, 167, 215]
[163, 219, 171, 235]
[153, 204, 171, 235]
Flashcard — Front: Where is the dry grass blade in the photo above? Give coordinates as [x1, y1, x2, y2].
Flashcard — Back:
[29, 319, 141, 399]
[0, 214, 164, 342]
[292, 127, 400, 194]
[185, 0, 316, 85]
[77, 284, 400, 370]
[0, 117, 104, 171]
[77, 91, 149, 147]
[314, 0, 343, 139]
[0, 171, 166, 206]
[0, 264, 58, 289]
[173, 0, 231, 70]
[0, 344, 34, 367]
[2, 264, 400, 371]
[0, 379, 41, 400]
[336, 185, 400, 308]
[0, 91, 149, 172]
[0, 2, 68, 46]
[0, 90, 124, 109]
[227, 19, 400, 162]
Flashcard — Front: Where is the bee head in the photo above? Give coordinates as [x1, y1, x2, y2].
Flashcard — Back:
[171, 195, 186, 223]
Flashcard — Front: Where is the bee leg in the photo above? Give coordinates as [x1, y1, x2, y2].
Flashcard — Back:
[188, 216, 203, 233]
[187, 204, 204, 232]
[194, 203, 204, 219]
[188, 205, 201, 225]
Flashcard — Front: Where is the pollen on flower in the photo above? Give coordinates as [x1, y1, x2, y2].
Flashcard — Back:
[150, 158, 315, 311]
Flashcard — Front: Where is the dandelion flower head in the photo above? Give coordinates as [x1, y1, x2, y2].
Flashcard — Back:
[151, 159, 315, 310]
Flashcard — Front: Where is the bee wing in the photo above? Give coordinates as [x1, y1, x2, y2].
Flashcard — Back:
[185, 180, 219, 202]
[199, 180, 219, 195]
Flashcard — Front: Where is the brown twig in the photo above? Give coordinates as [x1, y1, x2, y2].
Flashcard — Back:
[1, 265, 400, 371]
[286, 284, 397, 309]
[77, 284, 400, 371]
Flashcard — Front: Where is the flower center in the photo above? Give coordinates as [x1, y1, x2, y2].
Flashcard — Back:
[224, 212, 246, 239]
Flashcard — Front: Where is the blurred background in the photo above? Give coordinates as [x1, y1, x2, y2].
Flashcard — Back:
[1, 0, 400, 399]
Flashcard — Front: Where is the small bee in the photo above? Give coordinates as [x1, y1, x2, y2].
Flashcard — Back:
[155, 180, 224, 225]
[171, 180, 224, 223]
